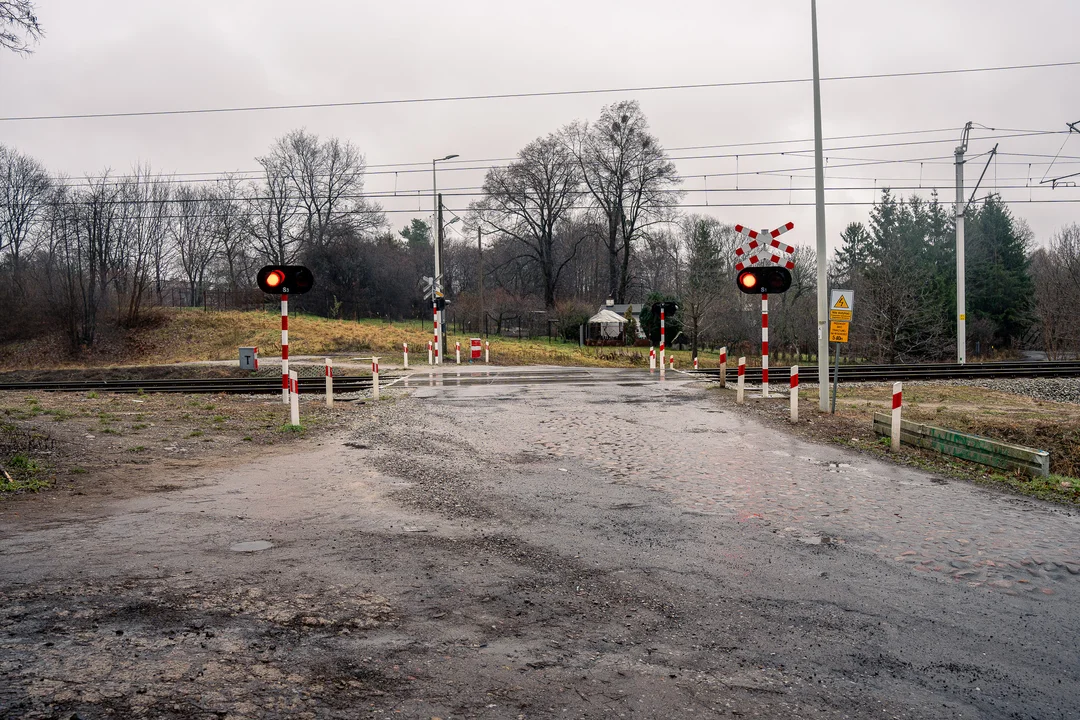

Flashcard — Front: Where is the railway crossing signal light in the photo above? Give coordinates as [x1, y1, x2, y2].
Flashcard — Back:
[736, 267, 792, 295]
[257, 266, 314, 294]
[651, 301, 679, 314]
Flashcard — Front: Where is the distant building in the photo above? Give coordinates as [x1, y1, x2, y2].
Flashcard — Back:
[597, 303, 644, 339]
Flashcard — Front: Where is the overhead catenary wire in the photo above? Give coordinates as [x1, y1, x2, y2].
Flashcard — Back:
[3, 59, 1078, 123]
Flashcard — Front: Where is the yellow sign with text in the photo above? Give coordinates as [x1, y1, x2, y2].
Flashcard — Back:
[829, 321, 849, 343]
[830, 309, 852, 322]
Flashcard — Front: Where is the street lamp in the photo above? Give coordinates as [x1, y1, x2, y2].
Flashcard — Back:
[431, 154, 458, 362]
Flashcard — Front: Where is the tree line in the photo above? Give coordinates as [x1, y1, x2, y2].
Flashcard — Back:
[0, 100, 1076, 361]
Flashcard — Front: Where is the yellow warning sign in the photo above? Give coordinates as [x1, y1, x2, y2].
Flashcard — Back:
[830, 309, 852, 322]
[833, 294, 849, 309]
[829, 322, 849, 343]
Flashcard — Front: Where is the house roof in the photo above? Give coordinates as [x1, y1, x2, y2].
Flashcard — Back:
[599, 303, 643, 316]
[588, 309, 628, 324]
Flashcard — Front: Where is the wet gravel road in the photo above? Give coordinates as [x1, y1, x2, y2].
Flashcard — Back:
[2, 367, 1079, 719]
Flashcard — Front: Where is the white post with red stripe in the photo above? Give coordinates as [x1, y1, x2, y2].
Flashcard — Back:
[719, 346, 727, 388]
[325, 357, 334, 408]
[372, 356, 381, 401]
[891, 382, 903, 451]
[693, 356, 698, 370]
[649, 346, 656, 371]
[253, 346, 259, 371]
[455, 341, 461, 365]
[659, 308, 666, 377]
[289, 370, 300, 426]
[669, 354, 674, 370]
[403, 342, 409, 369]
[761, 292, 770, 398]
[737, 357, 746, 404]
[432, 301, 441, 365]
[485, 341, 490, 364]
[281, 294, 289, 404]
[790, 365, 799, 422]
[428, 340, 433, 365]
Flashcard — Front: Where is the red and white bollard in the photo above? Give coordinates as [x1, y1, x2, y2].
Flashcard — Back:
[372, 356, 381, 401]
[281, 294, 289, 404]
[403, 342, 409, 369]
[288, 370, 300, 426]
[432, 301, 440, 365]
[669, 354, 675, 370]
[455, 341, 461, 365]
[790, 365, 799, 422]
[253, 346, 259, 371]
[693, 356, 698, 370]
[649, 346, 656, 371]
[719, 346, 727, 388]
[485, 341, 490, 364]
[325, 357, 334, 408]
[891, 382, 903, 451]
[428, 340, 433, 365]
[737, 357, 746, 405]
[761, 292, 770, 398]
[659, 308, 666, 377]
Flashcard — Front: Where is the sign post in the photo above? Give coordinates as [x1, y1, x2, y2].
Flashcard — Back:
[734, 223, 795, 399]
[828, 289, 854, 413]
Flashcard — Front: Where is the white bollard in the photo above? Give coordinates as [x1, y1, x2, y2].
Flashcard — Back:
[325, 357, 334, 408]
[649, 346, 656, 371]
[289, 370, 300, 426]
[372, 356, 381, 401]
[669, 355, 675, 370]
[719, 346, 727, 388]
[693, 356, 698, 370]
[485, 341, 490, 364]
[737, 357, 746, 405]
[891, 382, 902, 451]
[790, 365, 799, 423]
[428, 341, 433, 366]
[455, 341, 461, 365]
[403, 342, 409, 369]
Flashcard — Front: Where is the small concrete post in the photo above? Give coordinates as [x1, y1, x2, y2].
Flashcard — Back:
[455, 341, 461, 365]
[891, 382, 902, 451]
[719, 346, 727, 388]
[372, 357, 381, 401]
[254, 346, 259, 371]
[693, 356, 698, 370]
[428, 341, 433, 365]
[737, 357, 746, 405]
[790, 365, 799, 423]
[649, 346, 656, 371]
[485, 341, 490, 364]
[403, 342, 409, 369]
[669, 355, 675, 370]
[289, 370, 300, 426]
[325, 357, 334, 408]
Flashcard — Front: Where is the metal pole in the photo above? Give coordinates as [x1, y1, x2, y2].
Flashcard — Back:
[761, 292, 769, 398]
[478, 226, 485, 338]
[659, 308, 666, 377]
[281, 293, 289, 404]
[812, 0, 829, 411]
[831, 342, 839, 413]
[437, 193, 447, 359]
[956, 145, 966, 365]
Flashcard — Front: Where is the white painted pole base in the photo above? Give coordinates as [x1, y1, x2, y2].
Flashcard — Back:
[289, 371, 300, 426]
[455, 342, 461, 365]
[891, 382, 903, 451]
[372, 357, 381, 401]
[790, 365, 799, 423]
[669, 355, 674, 370]
[428, 342, 433, 365]
[719, 347, 727, 388]
[485, 341, 490, 364]
[649, 347, 656, 370]
[325, 357, 334, 408]
[737, 357, 746, 405]
[693, 356, 698, 370]
[659, 349, 666, 377]
[403, 343, 409, 369]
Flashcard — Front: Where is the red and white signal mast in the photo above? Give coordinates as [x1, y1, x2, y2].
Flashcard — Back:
[257, 266, 315, 404]
[733, 222, 795, 398]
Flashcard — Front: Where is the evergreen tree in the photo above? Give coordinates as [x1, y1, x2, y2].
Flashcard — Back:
[834, 222, 871, 286]
[638, 291, 683, 348]
[966, 197, 1033, 347]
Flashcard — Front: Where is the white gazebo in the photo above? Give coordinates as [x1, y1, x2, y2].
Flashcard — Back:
[587, 308, 628, 340]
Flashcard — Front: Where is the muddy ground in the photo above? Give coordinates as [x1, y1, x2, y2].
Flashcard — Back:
[2, 372, 1079, 719]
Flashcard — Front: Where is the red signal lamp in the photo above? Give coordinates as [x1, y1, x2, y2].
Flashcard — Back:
[257, 266, 314, 294]
[264, 269, 285, 288]
[736, 267, 792, 294]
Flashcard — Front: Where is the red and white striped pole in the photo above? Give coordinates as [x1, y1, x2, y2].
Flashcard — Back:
[719, 346, 727, 388]
[693, 356, 698, 370]
[669, 354, 674, 370]
[372, 356, 381, 401]
[455, 341, 461, 365]
[325, 357, 334, 408]
[432, 302, 440, 365]
[485, 340, 490, 364]
[403, 342, 409, 369]
[737, 356, 746, 404]
[649, 346, 656, 371]
[761, 292, 770, 398]
[659, 308, 666, 377]
[428, 340, 433, 365]
[253, 346, 259, 371]
[891, 382, 903, 451]
[281, 293, 289, 404]
[288, 370, 299, 426]
[790, 365, 799, 422]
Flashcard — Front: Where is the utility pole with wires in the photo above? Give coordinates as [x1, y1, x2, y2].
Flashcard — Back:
[1040, 120, 1080, 188]
[955, 121, 972, 365]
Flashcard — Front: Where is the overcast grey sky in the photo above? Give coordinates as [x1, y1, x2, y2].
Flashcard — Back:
[2, 0, 1078, 254]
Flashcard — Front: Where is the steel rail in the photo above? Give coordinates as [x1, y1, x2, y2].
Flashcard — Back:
[0, 375, 386, 394]
[689, 360, 1080, 384]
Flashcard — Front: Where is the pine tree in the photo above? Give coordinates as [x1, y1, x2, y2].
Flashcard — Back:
[834, 222, 871, 286]
[966, 197, 1034, 347]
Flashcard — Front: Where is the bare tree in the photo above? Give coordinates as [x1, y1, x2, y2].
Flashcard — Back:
[0, 144, 50, 290]
[249, 153, 300, 265]
[206, 174, 251, 291]
[115, 165, 170, 323]
[0, 0, 42, 54]
[1032, 224, 1080, 358]
[171, 186, 216, 306]
[566, 100, 681, 303]
[474, 133, 583, 309]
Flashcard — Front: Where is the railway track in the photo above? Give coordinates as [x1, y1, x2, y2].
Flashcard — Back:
[0, 375, 387, 395]
[689, 360, 1080, 384]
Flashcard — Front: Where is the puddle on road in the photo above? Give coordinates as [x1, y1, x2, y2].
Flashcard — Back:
[229, 541, 273, 552]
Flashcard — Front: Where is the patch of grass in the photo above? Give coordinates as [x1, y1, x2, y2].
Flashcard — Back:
[1, 453, 50, 493]
[212, 415, 227, 423]
[188, 430, 204, 438]
[278, 423, 305, 434]
[130, 423, 149, 430]
[43, 408, 74, 421]
[242, 436, 253, 442]
[86, 391, 99, 399]
[69, 466, 88, 474]
[127, 446, 147, 453]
